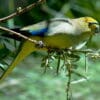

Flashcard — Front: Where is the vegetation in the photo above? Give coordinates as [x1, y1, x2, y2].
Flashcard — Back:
[0, 0, 100, 100]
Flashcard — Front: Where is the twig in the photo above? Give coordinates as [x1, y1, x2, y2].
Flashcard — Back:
[0, 0, 46, 47]
[0, 26, 37, 44]
[66, 60, 72, 100]
[71, 77, 89, 84]
[0, 0, 45, 22]
[42, 4, 64, 17]
[84, 52, 88, 73]
[57, 54, 61, 74]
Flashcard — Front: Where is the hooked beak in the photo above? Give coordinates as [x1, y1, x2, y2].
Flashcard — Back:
[95, 25, 100, 33]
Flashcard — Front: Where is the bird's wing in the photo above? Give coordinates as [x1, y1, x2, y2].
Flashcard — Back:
[21, 21, 48, 36]
[21, 18, 75, 36]
[47, 19, 75, 36]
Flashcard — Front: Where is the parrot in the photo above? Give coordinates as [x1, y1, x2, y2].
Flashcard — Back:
[0, 17, 99, 80]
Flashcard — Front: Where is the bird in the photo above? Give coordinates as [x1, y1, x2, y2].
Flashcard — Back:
[0, 17, 99, 80]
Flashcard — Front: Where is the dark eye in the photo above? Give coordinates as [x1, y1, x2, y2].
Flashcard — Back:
[88, 22, 99, 27]
[88, 22, 93, 27]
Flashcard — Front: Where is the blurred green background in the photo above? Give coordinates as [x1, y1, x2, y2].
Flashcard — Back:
[0, 0, 100, 100]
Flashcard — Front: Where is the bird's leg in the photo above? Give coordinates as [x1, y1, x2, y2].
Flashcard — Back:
[35, 40, 45, 48]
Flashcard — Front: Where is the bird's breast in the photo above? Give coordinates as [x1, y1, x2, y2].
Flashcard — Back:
[30, 32, 90, 49]
[42, 34, 83, 49]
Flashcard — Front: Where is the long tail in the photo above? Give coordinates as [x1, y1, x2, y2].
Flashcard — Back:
[0, 38, 37, 81]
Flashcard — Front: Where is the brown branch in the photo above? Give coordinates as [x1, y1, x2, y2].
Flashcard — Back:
[0, 0, 45, 22]
[0, 0, 46, 47]
[0, 26, 37, 43]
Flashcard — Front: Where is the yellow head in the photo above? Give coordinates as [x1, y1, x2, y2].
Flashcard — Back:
[83, 17, 99, 34]
[74, 17, 99, 35]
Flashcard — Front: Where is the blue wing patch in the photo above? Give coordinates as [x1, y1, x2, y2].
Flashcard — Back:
[29, 27, 48, 36]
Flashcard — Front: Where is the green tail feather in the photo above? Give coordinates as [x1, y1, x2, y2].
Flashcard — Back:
[0, 40, 37, 80]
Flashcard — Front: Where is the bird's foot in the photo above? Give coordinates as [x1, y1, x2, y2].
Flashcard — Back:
[35, 41, 45, 48]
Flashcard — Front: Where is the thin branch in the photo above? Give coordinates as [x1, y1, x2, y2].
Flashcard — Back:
[66, 60, 72, 100]
[0, 0, 45, 22]
[0, 0, 46, 47]
[0, 26, 37, 43]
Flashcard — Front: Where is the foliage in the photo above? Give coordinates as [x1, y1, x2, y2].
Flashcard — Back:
[0, 0, 100, 100]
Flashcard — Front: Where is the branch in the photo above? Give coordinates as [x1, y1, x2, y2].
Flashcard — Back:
[0, 26, 37, 43]
[0, 0, 45, 22]
[0, 0, 46, 47]
[0, 26, 46, 48]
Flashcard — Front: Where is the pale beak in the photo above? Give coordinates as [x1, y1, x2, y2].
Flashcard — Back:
[95, 25, 100, 34]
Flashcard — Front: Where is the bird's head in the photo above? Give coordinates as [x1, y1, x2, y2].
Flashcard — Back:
[84, 17, 100, 33]
[74, 17, 100, 35]
[85, 17, 99, 34]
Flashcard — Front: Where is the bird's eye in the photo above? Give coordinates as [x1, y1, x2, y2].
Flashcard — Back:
[88, 22, 92, 27]
[88, 22, 92, 26]
[88, 22, 99, 27]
